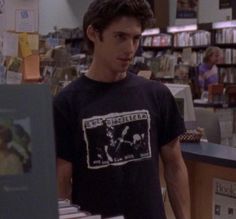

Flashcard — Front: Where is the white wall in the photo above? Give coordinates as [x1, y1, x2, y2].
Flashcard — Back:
[39, 0, 93, 35]
[2, 0, 233, 35]
[169, 0, 232, 26]
[0, 8, 6, 35]
[198, 0, 232, 23]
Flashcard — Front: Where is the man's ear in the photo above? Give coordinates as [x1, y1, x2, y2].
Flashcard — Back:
[86, 25, 98, 43]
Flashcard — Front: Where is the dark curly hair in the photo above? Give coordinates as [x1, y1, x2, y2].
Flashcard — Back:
[83, 0, 154, 53]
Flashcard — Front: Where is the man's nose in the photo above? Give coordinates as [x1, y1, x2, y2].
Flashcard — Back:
[124, 39, 136, 55]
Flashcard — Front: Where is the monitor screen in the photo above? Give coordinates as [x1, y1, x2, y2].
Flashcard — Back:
[165, 83, 196, 129]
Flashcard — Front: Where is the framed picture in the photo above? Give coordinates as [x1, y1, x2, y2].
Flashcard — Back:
[219, 0, 231, 9]
[176, 0, 198, 19]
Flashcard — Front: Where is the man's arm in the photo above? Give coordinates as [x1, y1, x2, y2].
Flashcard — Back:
[160, 137, 191, 219]
[57, 158, 72, 200]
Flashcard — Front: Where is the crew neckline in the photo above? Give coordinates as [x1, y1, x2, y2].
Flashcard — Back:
[81, 72, 132, 85]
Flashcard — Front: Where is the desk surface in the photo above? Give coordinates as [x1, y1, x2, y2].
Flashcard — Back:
[193, 101, 236, 108]
[181, 142, 236, 168]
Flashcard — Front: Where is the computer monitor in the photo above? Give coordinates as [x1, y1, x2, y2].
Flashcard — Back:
[165, 83, 196, 129]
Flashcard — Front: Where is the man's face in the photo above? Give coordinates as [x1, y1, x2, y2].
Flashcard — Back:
[92, 16, 142, 75]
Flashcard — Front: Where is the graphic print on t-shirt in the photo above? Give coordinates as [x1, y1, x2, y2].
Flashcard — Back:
[82, 110, 151, 169]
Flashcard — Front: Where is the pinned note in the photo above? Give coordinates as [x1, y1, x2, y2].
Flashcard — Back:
[28, 34, 39, 51]
[7, 57, 23, 72]
[15, 9, 37, 33]
[6, 71, 22, 84]
[23, 54, 40, 80]
[19, 32, 32, 58]
[2, 32, 19, 57]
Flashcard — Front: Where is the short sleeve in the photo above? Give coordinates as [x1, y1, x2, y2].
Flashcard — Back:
[53, 95, 75, 162]
[158, 87, 186, 146]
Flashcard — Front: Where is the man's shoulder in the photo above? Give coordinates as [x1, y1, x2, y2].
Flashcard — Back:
[53, 77, 85, 102]
[128, 72, 166, 89]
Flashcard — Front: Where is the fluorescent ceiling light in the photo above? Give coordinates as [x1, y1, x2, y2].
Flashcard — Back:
[167, 24, 197, 33]
[213, 20, 236, 29]
[142, 28, 160, 36]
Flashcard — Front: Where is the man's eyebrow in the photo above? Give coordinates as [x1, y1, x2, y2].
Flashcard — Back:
[113, 32, 142, 37]
[113, 31, 127, 35]
[134, 34, 142, 38]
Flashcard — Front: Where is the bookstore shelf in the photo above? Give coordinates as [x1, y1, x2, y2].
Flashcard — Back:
[142, 46, 172, 51]
[141, 23, 236, 84]
[214, 43, 236, 48]
[172, 45, 209, 51]
[217, 64, 236, 67]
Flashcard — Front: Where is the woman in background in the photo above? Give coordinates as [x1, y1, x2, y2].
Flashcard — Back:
[198, 46, 223, 92]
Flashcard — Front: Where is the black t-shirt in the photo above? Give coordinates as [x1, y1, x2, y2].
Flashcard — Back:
[53, 72, 185, 219]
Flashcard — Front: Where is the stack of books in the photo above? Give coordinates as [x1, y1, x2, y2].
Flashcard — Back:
[58, 200, 124, 219]
[58, 199, 100, 219]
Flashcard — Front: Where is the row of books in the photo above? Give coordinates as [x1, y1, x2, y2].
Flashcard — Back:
[153, 50, 204, 66]
[143, 48, 236, 66]
[142, 31, 210, 48]
[215, 28, 236, 44]
[172, 50, 204, 66]
[221, 48, 236, 64]
[173, 31, 211, 47]
[146, 55, 176, 78]
[142, 34, 172, 47]
[219, 68, 236, 84]
[58, 200, 124, 219]
[142, 29, 236, 48]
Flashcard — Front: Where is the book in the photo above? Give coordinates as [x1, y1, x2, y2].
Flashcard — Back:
[59, 212, 89, 219]
[58, 199, 72, 208]
[77, 215, 102, 219]
[104, 216, 124, 219]
[0, 84, 58, 219]
[59, 206, 80, 215]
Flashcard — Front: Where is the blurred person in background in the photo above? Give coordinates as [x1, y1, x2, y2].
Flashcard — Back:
[198, 46, 223, 93]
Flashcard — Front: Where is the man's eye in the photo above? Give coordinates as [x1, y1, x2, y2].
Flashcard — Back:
[134, 36, 141, 42]
[115, 34, 126, 40]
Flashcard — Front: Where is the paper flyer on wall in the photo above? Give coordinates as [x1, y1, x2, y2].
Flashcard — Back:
[219, 0, 231, 9]
[2, 32, 18, 57]
[176, 0, 198, 19]
[0, 0, 5, 15]
[213, 178, 236, 219]
[15, 9, 37, 33]
[0, 84, 58, 219]
[0, 0, 6, 35]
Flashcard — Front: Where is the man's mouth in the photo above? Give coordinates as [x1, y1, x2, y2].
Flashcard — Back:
[118, 58, 132, 62]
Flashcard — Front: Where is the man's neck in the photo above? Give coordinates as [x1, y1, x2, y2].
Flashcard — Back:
[86, 62, 127, 82]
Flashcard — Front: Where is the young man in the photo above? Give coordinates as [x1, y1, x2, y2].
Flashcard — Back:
[54, 1, 190, 218]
